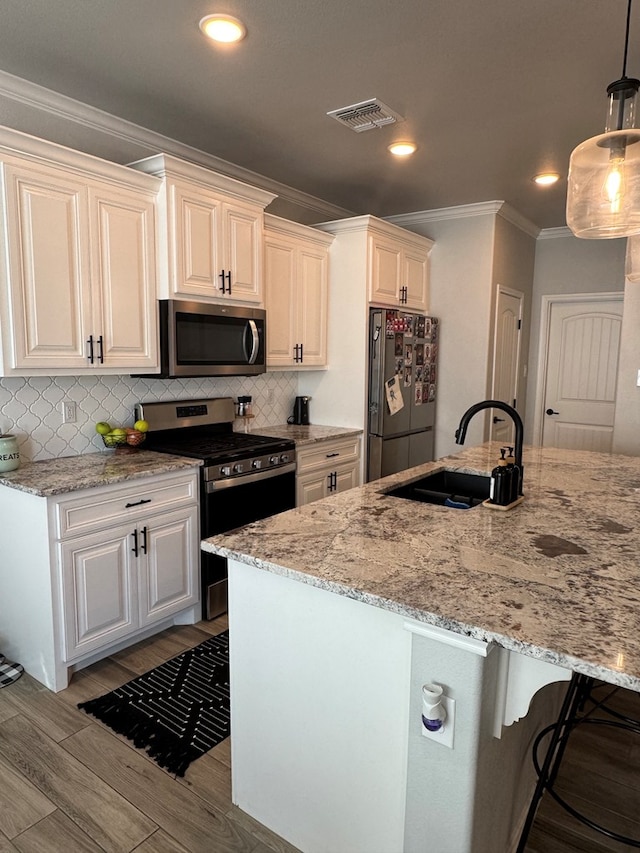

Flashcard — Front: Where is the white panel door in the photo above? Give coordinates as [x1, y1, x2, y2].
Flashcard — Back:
[139, 508, 199, 626]
[542, 299, 623, 451]
[369, 235, 401, 304]
[90, 185, 158, 369]
[59, 527, 136, 660]
[3, 163, 90, 369]
[172, 182, 221, 297]
[222, 202, 263, 303]
[491, 288, 523, 445]
[298, 243, 328, 366]
[403, 244, 429, 312]
[264, 235, 297, 367]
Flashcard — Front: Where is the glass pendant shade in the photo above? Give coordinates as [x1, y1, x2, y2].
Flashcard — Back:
[625, 234, 640, 280]
[567, 127, 640, 238]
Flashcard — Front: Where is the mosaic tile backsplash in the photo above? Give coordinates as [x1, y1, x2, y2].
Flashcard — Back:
[0, 372, 298, 462]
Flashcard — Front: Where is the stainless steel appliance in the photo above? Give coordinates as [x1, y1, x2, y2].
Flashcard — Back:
[136, 397, 296, 619]
[135, 300, 266, 378]
[367, 308, 439, 480]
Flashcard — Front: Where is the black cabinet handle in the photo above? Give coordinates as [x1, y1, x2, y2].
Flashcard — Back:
[294, 343, 303, 363]
[327, 471, 337, 492]
[97, 335, 104, 364]
[86, 335, 94, 364]
[125, 498, 152, 508]
[493, 416, 505, 424]
[131, 528, 139, 557]
[546, 408, 560, 416]
[326, 452, 339, 458]
[225, 270, 232, 294]
[219, 270, 226, 293]
[141, 525, 148, 555]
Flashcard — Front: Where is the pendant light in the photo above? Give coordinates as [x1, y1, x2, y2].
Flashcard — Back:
[567, 0, 640, 238]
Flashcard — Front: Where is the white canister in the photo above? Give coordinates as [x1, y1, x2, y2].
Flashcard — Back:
[0, 434, 20, 472]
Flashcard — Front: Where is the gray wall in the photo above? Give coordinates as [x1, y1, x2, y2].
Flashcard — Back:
[613, 279, 640, 455]
[524, 231, 626, 443]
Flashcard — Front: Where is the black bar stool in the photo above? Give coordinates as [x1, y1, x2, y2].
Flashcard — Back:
[517, 672, 640, 851]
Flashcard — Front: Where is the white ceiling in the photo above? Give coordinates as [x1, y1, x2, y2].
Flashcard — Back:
[0, 0, 637, 230]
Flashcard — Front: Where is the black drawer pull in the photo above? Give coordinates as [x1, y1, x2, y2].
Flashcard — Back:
[125, 498, 152, 508]
[325, 452, 339, 458]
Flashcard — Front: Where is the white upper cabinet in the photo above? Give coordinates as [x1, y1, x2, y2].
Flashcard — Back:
[0, 128, 160, 376]
[264, 214, 333, 369]
[368, 225, 432, 311]
[129, 154, 276, 305]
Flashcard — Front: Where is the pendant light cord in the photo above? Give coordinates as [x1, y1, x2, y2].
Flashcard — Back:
[622, 0, 632, 78]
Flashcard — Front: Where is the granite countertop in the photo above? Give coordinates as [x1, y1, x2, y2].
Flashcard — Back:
[253, 423, 363, 447]
[0, 450, 202, 497]
[203, 441, 640, 691]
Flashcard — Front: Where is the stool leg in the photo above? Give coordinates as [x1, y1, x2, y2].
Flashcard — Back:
[516, 672, 585, 853]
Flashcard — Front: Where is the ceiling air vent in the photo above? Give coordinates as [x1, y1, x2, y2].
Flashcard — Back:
[327, 99, 404, 133]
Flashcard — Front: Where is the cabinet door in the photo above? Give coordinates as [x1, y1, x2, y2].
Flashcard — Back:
[89, 185, 158, 369]
[139, 507, 199, 627]
[170, 181, 223, 298]
[3, 163, 91, 369]
[335, 463, 360, 494]
[403, 243, 429, 312]
[59, 526, 136, 661]
[296, 473, 327, 507]
[369, 235, 401, 306]
[222, 202, 263, 303]
[264, 234, 297, 367]
[297, 243, 328, 367]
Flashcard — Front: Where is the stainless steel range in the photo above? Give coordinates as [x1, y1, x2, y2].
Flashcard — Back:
[136, 397, 296, 619]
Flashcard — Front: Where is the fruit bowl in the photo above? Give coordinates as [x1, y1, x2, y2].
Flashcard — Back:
[101, 432, 128, 448]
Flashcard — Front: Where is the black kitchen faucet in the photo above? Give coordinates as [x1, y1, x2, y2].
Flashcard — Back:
[454, 400, 524, 496]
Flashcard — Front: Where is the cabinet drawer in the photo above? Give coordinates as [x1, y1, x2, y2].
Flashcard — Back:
[296, 436, 361, 475]
[53, 472, 198, 539]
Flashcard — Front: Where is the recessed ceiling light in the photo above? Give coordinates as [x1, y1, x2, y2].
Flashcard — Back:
[388, 142, 417, 157]
[533, 172, 560, 186]
[199, 14, 246, 43]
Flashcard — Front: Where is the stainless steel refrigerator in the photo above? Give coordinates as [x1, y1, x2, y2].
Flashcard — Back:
[367, 308, 438, 481]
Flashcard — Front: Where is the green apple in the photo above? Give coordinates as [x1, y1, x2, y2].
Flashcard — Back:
[95, 421, 111, 435]
[134, 419, 149, 433]
[110, 427, 127, 436]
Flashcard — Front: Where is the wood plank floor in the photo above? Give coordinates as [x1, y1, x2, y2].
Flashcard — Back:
[0, 620, 638, 852]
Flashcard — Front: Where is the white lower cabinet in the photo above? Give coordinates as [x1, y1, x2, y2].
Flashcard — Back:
[0, 467, 200, 691]
[296, 435, 361, 507]
[59, 505, 198, 661]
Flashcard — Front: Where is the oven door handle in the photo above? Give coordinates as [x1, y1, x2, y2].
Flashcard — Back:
[245, 320, 260, 364]
[205, 461, 296, 492]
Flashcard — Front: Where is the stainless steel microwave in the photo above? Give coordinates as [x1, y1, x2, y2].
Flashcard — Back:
[139, 300, 266, 378]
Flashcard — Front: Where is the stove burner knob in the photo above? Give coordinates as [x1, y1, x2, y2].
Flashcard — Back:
[269, 455, 280, 465]
[233, 462, 244, 474]
[280, 453, 290, 464]
[220, 466, 231, 477]
[252, 459, 262, 470]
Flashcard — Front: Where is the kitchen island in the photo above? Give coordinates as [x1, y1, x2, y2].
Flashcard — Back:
[202, 442, 640, 853]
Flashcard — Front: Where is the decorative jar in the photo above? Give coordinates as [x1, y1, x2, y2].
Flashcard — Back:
[0, 434, 20, 472]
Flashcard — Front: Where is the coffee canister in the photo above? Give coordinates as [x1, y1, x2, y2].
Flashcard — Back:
[0, 434, 20, 472]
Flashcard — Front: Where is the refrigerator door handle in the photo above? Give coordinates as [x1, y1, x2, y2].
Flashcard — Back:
[369, 311, 383, 436]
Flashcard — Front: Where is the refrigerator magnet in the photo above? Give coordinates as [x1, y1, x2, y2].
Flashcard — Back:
[428, 383, 436, 402]
[415, 343, 424, 366]
[395, 357, 403, 375]
[404, 344, 412, 364]
[416, 316, 426, 338]
[415, 382, 423, 405]
[403, 366, 412, 387]
[394, 333, 404, 356]
[415, 365, 424, 382]
[385, 375, 405, 414]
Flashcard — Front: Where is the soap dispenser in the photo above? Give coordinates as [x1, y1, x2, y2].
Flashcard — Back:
[506, 446, 520, 503]
[490, 448, 511, 506]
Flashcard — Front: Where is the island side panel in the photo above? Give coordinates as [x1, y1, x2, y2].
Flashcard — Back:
[227, 558, 412, 853]
[0, 487, 59, 688]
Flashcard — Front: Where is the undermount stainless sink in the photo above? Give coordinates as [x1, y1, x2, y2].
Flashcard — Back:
[383, 469, 490, 508]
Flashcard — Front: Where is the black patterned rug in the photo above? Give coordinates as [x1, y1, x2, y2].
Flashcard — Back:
[78, 631, 230, 777]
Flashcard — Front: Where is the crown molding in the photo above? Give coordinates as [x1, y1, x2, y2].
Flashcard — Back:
[537, 226, 573, 240]
[0, 69, 353, 221]
[387, 200, 540, 239]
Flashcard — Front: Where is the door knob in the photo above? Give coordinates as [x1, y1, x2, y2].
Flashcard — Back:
[493, 416, 505, 424]
[546, 408, 560, 415]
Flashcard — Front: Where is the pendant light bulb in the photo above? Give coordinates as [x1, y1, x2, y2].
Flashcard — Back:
[567, 0, 640, 238]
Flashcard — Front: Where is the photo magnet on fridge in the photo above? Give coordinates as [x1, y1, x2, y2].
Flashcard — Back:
[385, 375, 404, 414]
[395, 333, 404, 356]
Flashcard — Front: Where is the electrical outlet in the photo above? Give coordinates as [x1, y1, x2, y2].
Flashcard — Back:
[61, 400, 77, 423]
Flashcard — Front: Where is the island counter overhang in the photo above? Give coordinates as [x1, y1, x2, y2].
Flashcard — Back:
[203, 441, 640, 692]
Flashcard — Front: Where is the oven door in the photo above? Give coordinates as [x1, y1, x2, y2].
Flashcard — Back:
[200, 465, 296, 619]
